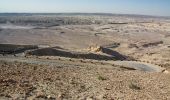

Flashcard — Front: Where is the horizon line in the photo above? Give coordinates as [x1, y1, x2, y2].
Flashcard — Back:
[0, 12, 170, 18]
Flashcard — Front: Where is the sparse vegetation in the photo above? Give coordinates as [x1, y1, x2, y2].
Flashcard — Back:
[97, 75, 107, 81]
[142, 41, 163, 48]
[94, 32, 105, 36]
[129, 82, 141, 90]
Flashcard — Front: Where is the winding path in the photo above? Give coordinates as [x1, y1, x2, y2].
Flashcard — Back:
[0, 56, 166, 72]
[110, 61, 165, 72]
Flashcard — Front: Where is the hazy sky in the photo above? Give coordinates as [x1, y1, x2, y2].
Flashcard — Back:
[0, 0, 170, 16]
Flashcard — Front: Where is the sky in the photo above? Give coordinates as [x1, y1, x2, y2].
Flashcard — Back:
[0, 0, 170, 16]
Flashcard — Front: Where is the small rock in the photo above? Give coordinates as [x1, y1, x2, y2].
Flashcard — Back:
[47, 95, 51, 99]
[163, 70, 169, 74]
[86, 97, 93, 100]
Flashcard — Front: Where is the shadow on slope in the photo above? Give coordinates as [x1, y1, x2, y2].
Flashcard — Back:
[101, 48, 128, 60]
[26, 48, 122, 60]
[88, 45, 132, 60]
[0, 44, 38, 55]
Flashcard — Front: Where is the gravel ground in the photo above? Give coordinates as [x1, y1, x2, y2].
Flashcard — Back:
[0, 59, 170, 100]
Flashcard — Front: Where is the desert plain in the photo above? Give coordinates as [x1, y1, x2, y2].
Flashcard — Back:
[0, 13, 170, 100]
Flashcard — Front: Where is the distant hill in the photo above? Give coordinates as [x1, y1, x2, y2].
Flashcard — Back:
[0, 13, 169, 19]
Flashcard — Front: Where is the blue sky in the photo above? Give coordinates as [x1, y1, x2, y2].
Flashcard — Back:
[0, 0, 170, 16]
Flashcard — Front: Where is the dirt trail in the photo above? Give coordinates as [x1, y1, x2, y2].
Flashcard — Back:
[108, 61, 165, 72]
[0, 56, 166, 72]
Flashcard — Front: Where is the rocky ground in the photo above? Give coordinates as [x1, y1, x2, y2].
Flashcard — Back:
[0, 60, 170, 100]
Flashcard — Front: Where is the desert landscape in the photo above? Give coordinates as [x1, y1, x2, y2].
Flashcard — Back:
[0, 13, 170, 100]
